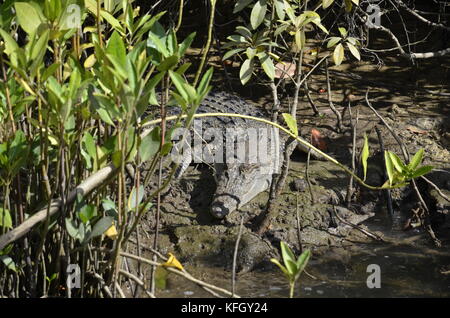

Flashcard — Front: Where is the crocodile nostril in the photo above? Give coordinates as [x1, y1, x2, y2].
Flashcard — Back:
[210, 203, 230, 219]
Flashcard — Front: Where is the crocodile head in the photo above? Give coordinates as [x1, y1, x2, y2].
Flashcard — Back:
[210, 163, 273, 219]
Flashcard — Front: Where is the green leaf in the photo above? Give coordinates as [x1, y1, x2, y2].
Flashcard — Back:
[295, 249, 311, 279]
[79, 204, 97, 224]
[83, 132, 97, 162]
[327, 37, 341, 49]
[0, 255, 17, 272]
[0, 29, 19, 57]
[384, 150, 394, 186]
[106, 31, 127, 67]
[14, 2, 45, 35]
[169, 70, 190, 101]
[285, 259, 298, 276]
[280, 241, 296, 264]
[270, 258, 290, 277]
[148, 21, 169, 57]
[257, 52, 275, 80]
[408, 148, 424, 171]
[100, 10, 125, 34]
[179, 32, 196, 57]
[346, 43, 360, 61]
[233, 0, 254, 13]
[65, 218, 81, 240]
[338, 27, 348, 38]
[236, 26, 252, 39]
[388, 151, 406, 173]
[139, 127, 161, 162]
[85, 216, 114, 243]
[274, 0, 285, 20]
[344, 0, 353, 12]
[323, 0, 335, 9]
[282, 113, 298, 137]
[411, 165, 433, 179]
[196, 67, 214, 98]
[0, 208, 12, 229]
[239, 58, 254, 85]
[294, 30, 306, 51]
[157, 54, 179, 72]
[250, 0, 267, 30]
[333, 43, 345, 66]
[223, 48, 245, 61]
[128, 186, 145, 211]
[361, 134, 369, 181]
[102, 198, 118, 218]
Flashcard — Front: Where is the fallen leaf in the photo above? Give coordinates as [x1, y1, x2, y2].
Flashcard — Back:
[162, 253, 184, 271]
[311, 128, 327, 151]
[405, 125, 428, 135]
[274, 62, 296, 79]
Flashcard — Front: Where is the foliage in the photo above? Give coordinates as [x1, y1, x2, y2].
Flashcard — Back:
[271, 242, 311, 298]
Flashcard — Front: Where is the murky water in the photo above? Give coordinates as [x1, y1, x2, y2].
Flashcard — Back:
[155, 215, 450, 298]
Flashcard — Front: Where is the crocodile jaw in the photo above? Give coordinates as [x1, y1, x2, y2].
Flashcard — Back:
[210, 163, 273, 219]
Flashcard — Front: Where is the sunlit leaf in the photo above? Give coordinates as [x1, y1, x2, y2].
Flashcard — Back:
[282, 113, 298, 137]
[250, 0, 267, 30]
[322, 0, 335, 9]
[408, 148, 424, 171]
[257, 52, 275, 80]
[333, 43, 345, 65]
[346, 43, 360, 60]
[411, 165, 433, 179]
[0, 208, 12, 229]
[361, 134, 369, 181]
[239, 58, 254, 85]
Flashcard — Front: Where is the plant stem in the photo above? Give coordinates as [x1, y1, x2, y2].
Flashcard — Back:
[193, 0, 216, 86]
[289, 281, 295, 298]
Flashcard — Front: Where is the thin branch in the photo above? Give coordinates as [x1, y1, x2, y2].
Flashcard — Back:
[231, 216, 244, 297]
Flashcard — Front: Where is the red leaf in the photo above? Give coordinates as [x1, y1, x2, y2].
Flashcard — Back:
[311, 128, 327, 151]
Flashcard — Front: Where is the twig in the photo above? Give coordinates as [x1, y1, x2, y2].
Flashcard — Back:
[295, 193, 302, 254]
[304, 79, 320, 116]
[325, 59, 342, 132]
[119, 269, 155, 298]
[115, 282, 126, 298]
[231, 216, 244, 297]
[332, 207, 384, 241]
[193, 0, 216, 86]
[120, 252, 240, 298]
[421, 176, 450, 203]
[345, 105, 358, 206]
[305, 150, 315, 205]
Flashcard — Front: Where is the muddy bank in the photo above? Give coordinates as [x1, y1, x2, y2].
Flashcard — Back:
[132, 90, 449, 275]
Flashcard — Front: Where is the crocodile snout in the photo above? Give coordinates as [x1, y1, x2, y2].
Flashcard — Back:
[210, 196, 239, 219]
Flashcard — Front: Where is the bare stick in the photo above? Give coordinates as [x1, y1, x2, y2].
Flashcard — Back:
[119, 269, 155, 298]
[120, 252, 240, 298]
[295, 193, 302, 254]
[231, 216, 244, 297]
[345, 105, 358, 206]
[332, 207, 384, 241]
[325, 59, 342, 132]
[306, 150, 315, 205]
[0, 163, 117, 250]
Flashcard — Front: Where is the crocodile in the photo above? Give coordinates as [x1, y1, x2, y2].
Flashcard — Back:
[147, 90, 318, 219]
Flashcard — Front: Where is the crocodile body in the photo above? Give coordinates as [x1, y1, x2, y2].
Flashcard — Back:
[160, 91, 284, 218]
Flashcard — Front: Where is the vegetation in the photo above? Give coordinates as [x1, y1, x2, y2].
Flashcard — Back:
[0, 0, 447, 298]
